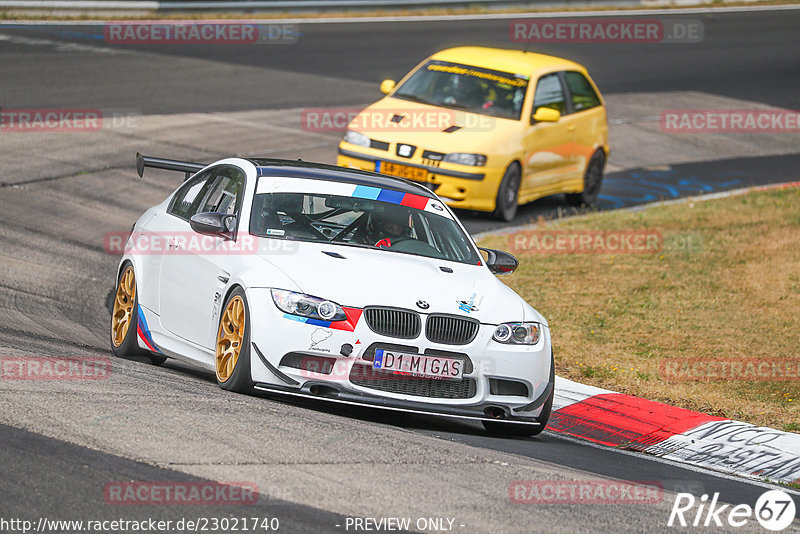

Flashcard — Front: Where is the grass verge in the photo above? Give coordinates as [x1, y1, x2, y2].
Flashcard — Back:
[478, 185, 800, 431]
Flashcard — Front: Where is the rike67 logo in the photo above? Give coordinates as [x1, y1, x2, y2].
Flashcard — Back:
[668, 490, 796, 531]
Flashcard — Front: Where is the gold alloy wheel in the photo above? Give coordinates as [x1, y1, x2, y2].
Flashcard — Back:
[111, 267, 136, 347]
[216, 295, 245, 382]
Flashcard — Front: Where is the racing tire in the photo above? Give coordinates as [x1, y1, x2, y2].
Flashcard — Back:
[481, 350, 554, 437]
[566, 149, 605, 207]
[110, 262, 167, 366]
[215, 287, 254, 394]
[493, 163, 521, 222]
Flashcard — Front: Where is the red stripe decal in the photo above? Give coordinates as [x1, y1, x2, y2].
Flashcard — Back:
[549, 393, 725, 449]
[400, 193, 429, 210]
[329, 307, 363, 332]
[343, 307, 363, 326]
[137, 324, 157, 352]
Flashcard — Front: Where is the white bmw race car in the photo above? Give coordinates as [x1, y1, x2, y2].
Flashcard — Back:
[111, 153, 554, 435]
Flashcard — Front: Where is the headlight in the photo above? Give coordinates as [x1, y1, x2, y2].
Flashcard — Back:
[271, 289, 346, 322]
[493, 322, 541, 345]
[343, 130, 370, 148]
[443, 153, 487, 166]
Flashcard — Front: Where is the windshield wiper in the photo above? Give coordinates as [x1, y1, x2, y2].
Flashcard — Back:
[441, 102, 471, 110]
[329, 238, 371, 249]
[393, 93, 434, 106]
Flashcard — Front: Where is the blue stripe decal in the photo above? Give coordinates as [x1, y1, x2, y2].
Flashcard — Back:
[352, 185, 382, 200]
[281, 313, 332, 328]
[374, 161, 381, 173]
[136, 304, 163, 354]
[377, 189, 404, 204]
[305, 318, 333, 328]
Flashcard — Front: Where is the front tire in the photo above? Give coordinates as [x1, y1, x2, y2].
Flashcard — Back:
[482, 350, 554, 437]
[110, 263, 166, 366]
[215, 287, 253, 393]
[482, 387, 553, 437]
[566, 149, 605, 207]
[493, 163, 521, 222]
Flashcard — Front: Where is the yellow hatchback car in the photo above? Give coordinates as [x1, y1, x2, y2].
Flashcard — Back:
[337, 46, 609, 221]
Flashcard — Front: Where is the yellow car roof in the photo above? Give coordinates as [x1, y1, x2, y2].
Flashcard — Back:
[429, 46, 585, 78]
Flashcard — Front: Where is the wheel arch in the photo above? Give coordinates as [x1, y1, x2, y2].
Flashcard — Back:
[215, 282, 250, 343]
[116, 257, 134, 282]
[507, 158, 523, 173]
[220, 283, 245, 311]
[495, 159, 523, 201]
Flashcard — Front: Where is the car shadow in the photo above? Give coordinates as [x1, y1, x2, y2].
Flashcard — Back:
[250, 386, 549, 441]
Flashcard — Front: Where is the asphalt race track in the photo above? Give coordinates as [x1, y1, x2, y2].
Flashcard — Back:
[1, 7, 799, 533]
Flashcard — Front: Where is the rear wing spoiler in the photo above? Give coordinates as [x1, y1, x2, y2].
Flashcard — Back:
[136, 152, 205, 181]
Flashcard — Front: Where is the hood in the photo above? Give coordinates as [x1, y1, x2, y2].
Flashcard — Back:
[254, 240, 526, 324]
[350, 97, 521, 155]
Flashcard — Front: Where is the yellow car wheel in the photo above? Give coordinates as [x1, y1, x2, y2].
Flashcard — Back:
[493, 163, 521, 222]
[215, 287, 253, 393]
[110, 262, 166, 366]
[566, 150, 605, 207]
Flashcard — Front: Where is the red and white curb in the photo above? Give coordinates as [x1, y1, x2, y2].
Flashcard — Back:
[472, 181, 800, 485]
[550, 376, 800, 485]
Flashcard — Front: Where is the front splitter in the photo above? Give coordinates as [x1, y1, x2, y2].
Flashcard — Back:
[253, 382, 543, 426]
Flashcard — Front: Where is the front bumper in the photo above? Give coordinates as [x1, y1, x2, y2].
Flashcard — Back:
[247, 288, 553, 422]
[337, 144, 504, 213]
[253, 375, 552, 425]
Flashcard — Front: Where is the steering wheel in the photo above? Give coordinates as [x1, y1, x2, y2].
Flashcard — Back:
[374, 236, 411, 248]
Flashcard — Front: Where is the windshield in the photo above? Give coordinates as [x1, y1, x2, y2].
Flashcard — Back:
[249, 190, 481, 265]
[392, 60, 529, 120]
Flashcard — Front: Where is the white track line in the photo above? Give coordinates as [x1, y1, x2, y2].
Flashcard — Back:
[1, 3, 799, 25]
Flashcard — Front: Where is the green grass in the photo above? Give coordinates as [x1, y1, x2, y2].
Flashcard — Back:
[480, 186, 800, 430]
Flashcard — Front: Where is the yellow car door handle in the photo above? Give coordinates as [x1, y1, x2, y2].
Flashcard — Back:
[567, 124, 576, 132]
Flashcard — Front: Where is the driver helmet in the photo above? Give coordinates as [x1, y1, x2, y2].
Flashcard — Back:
[450, 75, 482, 102]
[365, 203, 411, 246]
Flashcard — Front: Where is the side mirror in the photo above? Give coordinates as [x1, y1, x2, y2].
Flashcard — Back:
[479, 247, 519, 275]
[379, 79, 396, 95]
[532, 107, 561, 123]
[190, 212, 236, 238]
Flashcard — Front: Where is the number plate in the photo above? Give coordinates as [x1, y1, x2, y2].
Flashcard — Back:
[379, 161, 428, 181]
[373, 349, 463, 380]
